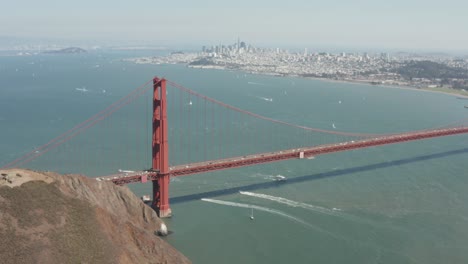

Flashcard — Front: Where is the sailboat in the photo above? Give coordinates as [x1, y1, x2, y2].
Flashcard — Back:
[250, 208, 254, 220]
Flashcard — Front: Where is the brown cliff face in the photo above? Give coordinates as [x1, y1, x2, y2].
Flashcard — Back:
[0, 169, 191, 264]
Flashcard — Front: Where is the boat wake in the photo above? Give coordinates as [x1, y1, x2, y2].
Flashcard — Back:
[239, 191, 339, 216]
[239, 192, 393, 232]
[247, 81, 267, 86]
[257, 96, 273, 102]
[202, 198, 312, 228]
[251, 173, 285, 181]
[75, 87, 89, 93]
[201, 198, 346, 240]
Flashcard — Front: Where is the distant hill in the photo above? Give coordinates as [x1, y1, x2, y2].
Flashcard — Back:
[0, 169, 191, 264]
[189, 57, 215, 66]
[43, 47, 87, 54]
[395, 60, 468, 80]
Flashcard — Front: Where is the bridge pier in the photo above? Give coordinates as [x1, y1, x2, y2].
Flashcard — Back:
[152, 77, 172, 218]
[152, 175, 172, 217]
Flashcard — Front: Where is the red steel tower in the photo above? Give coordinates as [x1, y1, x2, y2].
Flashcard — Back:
[152, 77, 172, 218]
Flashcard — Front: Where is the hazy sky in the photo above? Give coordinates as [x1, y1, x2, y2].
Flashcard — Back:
[1, 0, 467, 51]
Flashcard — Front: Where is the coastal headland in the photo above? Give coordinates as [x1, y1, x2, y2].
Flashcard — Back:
[0, 169, 191, 264]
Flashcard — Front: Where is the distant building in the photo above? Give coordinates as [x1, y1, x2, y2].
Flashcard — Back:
[240, 42, 246, 49]
[364, 52, 369, 60]
[379, 52, 390, 62]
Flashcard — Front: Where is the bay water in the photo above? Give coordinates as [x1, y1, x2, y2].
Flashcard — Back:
[1, 51, 468, 263]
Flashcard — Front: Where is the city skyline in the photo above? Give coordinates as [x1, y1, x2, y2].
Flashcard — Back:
[1, 0, 468, 52]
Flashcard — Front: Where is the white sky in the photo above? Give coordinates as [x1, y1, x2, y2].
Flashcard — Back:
[1, 0, 467, 51]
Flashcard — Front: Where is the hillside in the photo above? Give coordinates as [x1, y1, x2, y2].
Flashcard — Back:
[395, 60, 468, 80]
[0, 169, 191, 264]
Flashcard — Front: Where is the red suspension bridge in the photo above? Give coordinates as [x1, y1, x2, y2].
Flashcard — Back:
[2, 77, 468, 218]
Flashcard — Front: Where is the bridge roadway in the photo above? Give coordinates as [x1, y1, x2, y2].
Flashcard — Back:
[97, 127, 468, 185]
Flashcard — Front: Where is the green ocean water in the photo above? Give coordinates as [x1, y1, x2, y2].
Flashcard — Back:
[1, 51, 468, 264]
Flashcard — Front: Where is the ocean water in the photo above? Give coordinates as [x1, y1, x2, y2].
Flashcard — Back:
[1, 51, 468, 264]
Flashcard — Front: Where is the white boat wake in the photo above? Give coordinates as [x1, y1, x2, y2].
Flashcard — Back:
[75, 87, 89, 92]
[238, 192, 395, 233]
[203, 197, 420, 259]
[239, 191, 339, 216]
[256, 96, 273, 102]
[248, 81, 267, 86]
[202, 198, 308, 224]
[201, 198, 345, 240]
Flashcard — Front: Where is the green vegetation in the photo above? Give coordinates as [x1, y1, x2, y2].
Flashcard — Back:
[394, 60, 468, 90]
[189, 58, 215, 66]
[423, 86, 468, 96]
[396, 60, 468, 79]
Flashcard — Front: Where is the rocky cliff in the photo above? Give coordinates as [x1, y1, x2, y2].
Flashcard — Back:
[0, 169, 191, 264]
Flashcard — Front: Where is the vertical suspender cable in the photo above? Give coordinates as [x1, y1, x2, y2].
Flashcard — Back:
[179, 87, 183, 165]
[170, 85, 175, 167]
[212, 101, 215, 161]
[188, 93, 191, 164]
[204, 98, 207, 162]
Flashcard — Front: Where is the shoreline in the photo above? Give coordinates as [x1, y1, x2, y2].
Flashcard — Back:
[187, 64, 468, 99]
[133, 60, 468, 99]
[302, 76, 468, 99]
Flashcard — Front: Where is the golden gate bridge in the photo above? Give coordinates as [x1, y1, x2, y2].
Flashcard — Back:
[2, 77, 468, 218]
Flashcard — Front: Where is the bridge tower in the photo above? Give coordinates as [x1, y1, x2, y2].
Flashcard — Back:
[152, 77, 172, 218]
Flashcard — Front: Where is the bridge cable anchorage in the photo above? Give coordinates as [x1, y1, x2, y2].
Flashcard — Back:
[1, 79, 154, 169]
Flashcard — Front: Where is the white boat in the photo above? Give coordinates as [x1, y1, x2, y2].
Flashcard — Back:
[250, 208, 254, 220]
[273, 175, 286, 181]
[141, 195, 151, 202]
[189, 100, 193, 106]
[75, 87, 88, 92]
[118, 169, 135, 173]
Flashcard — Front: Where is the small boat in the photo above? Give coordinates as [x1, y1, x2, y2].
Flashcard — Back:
[141, 195, 151, 202]
[465, 106, 468, 108]
[75, 87, 88, 92]
[118, 169, 135, 173]
[273, 175, 287, 182]
[250, 208, 254, 220]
